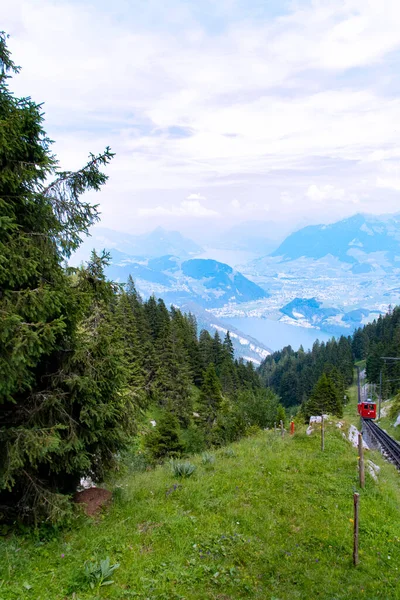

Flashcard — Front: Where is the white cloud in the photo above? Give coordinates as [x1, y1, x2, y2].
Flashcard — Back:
[3, 0, 400, 230]
[187, 193, 206, 200]
[138, 199, 219, 217]
[306, 184, 359, 205]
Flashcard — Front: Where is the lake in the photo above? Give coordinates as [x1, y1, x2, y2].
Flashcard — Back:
[221, 316, 333, 352]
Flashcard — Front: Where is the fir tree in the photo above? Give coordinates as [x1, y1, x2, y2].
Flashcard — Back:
[198, 364, 223, 430]
[144, 410, 184, 461]
[304, 373, 343, 420]
[0, 35, 127, 523]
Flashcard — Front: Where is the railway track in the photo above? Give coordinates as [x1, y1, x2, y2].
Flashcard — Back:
[363, 419, 400, 470]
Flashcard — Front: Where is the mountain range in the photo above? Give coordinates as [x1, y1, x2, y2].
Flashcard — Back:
[70, 226, 203, 266]
[69, 211, 400, 351]
[271, 213, 400, 271]
[105, 255, 269, 308]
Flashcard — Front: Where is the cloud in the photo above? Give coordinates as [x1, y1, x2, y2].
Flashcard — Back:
[138, 199, 219, 217]
[187, 193, 206, 200]
[306, 184, 359, 204]
[3, 0, 400, 231]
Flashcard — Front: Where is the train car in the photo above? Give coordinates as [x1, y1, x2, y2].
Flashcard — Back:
[358, 400, 376, 419]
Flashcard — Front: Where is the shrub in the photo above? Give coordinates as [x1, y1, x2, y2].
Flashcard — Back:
[221, 448, 236, 458]
[170, 460, 196, 478]
[83, 557, 120, 590]
[180, 424, 207, 454]
[245, 424, 261, 437]
[201, 452, 215, 465]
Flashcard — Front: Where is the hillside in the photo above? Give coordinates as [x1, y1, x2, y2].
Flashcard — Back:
[1, 426, 400, 599]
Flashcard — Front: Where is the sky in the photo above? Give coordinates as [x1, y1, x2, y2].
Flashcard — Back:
[3, 0, 400, 241]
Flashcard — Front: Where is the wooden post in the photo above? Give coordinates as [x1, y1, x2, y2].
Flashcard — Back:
[274, 422, 277, 434]
[321, 415, 325, 451]
[353, 493, 360, 566]
[280, 420, 284, 438]
[358, 433, 365, 489]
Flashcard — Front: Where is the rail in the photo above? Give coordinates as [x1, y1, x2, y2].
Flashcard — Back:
[362, 419, 400, 470]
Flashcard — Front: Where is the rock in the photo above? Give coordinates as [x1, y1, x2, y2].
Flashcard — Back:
[74, 487, 112, 516]
[367, 460, 380, 481]
[309, 415, 329, 424]
[394, 414, 400, 428]
[348, 424, 369, 449]
[150, 420, 157, 427]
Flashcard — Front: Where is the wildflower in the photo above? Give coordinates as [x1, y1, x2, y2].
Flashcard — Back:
[61, 554, 65, 558]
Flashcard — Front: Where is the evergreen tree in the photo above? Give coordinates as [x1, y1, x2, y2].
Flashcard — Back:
[199, 329, 214, 369]
[144, 410, 184, 461]
[198, 364, 223, 430]
[115, 290, 146, 408]
[0, 35, 129, 523]
[222, 331, 234, 361]
[304, 373, 343, 420]
[154, 321, 193, 425]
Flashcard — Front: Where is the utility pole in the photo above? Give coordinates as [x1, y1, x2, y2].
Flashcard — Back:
[357, 366, 361, 405]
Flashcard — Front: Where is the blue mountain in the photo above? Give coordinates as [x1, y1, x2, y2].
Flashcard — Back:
[181, 259, 268, 303]
[105, 255, 268, 308]
[271, 213, 400, 264]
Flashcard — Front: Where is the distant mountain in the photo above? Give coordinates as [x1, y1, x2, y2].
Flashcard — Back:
[271, 213, 400, 266]
[106, 254, 269, 308]
[70, 226, 203, 265]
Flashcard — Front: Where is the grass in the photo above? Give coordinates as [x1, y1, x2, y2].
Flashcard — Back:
[1, 420, 400, 599]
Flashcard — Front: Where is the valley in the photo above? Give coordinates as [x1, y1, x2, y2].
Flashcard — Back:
[71, 211, 400, 356]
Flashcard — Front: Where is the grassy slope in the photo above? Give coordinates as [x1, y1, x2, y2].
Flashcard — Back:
[2, 415, 400, 600]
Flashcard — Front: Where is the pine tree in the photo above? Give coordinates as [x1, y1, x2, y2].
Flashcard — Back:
[199, 329, 214, 369]
[222, 331, 234, 361]
[144, 410, 184, 461]
[0, 35, 129, 523]
[115, 291, 147, 409]
[198, 364, 223, 430]
[154, 321, 193, 425]
[304, 373, 343, 420]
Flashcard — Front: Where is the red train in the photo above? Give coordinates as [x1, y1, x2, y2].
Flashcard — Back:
[358, 400, 376, 419]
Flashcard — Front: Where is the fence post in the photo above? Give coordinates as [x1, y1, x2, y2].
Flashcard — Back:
[353, 493, 360, 566]
[280, 420, 284, 438]
[358, 433, 365, 489]
[274, 422, 277, 435]
[321, 415, 325, 451]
